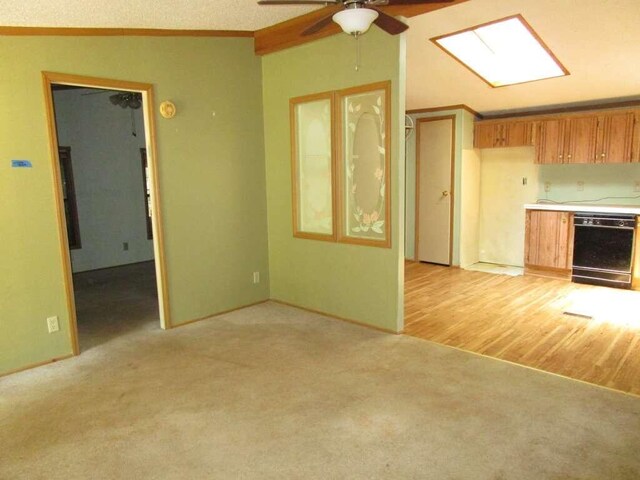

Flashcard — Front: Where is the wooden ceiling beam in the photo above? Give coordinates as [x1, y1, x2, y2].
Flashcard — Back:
[254, 0, 469, 56]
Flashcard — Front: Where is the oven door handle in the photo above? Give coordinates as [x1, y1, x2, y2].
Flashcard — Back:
[574, 224, 635, 231]
[572, 265, 633, 274]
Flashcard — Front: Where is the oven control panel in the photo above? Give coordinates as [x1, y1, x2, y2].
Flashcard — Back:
[574, 214, 636, 229]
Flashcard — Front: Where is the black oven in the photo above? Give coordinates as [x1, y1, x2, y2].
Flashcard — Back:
[572, 213, 636, 289]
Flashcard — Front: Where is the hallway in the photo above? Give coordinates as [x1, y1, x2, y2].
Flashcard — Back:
[73, 261, 159, 350]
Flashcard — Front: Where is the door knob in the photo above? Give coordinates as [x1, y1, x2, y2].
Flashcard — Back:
[442, 190, 449, 197]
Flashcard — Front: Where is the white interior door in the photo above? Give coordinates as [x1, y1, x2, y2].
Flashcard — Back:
[417, 117, 454, 265]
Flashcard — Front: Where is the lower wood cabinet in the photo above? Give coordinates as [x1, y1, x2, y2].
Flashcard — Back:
[525, 210, 573, 278]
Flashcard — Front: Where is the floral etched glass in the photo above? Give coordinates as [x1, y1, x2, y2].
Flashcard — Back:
[341, 86, 389, 245]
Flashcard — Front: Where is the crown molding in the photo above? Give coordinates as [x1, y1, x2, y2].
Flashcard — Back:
[0, 26, 253, 37]
[407, 104, 481, 118]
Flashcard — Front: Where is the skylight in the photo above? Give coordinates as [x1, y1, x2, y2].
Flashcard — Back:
[431, 15, 568, 88]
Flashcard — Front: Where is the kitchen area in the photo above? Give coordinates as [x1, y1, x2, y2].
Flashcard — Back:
[474, 107, 640, 288]
[404, 102, 640, 396]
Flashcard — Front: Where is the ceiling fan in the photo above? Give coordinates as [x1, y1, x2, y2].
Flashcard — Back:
[109, 92, 142, 110]
[81, 89, 142, 110]
[258, 0, 454, 37]
[78, 89, 143, 136]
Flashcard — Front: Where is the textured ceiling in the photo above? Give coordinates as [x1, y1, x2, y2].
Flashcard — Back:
[406, 0, 640, 115]
[4, 0, 639, 115]
[0, 0, 320, 30]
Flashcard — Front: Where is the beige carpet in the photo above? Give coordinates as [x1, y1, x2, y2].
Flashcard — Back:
[2, 299, 640, 478]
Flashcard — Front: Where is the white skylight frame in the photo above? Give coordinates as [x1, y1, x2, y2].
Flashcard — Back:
[431, 14, 569, 88]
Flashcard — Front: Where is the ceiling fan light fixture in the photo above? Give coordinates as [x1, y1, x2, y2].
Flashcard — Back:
[333, 7, 379, 36]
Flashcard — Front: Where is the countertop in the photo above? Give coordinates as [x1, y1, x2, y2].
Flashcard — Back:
[525, 203, 640, 215]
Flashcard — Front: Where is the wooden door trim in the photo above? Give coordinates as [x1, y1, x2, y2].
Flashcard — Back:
[57, 146, 82, 250]
[407, 104, 481, 119]
[42, 71, 172, 356]
[414, 115, 456, 264]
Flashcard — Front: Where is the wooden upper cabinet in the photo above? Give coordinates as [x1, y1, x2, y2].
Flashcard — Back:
[525, 210, 573, 272]
[565, 115, 598, 164]
[505, 120, 533, 147]
[536, 119, 564, 165]
[596, 111, 635, 163]
[474, 106, 638, 164]
[633, 111, 640, 162]
[536, 116, 597, 164]
[474, 122, 500, 149]
[474, 120, 533, 149]
[535, 111, 637, 164]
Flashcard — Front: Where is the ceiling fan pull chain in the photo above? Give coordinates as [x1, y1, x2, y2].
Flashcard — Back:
[355, 33, 361, 71]
[131, 109, 137, 137]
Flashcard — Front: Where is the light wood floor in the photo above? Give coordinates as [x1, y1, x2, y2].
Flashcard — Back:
[405, 261, 640, 396]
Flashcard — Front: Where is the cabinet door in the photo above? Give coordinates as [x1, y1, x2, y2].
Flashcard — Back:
[555, 212, 573, 269]
[565, 115, 598, 164]
[525, 210, 572, 269]
[474, 122, 501, 148]
[535, 119, 564, 164]
[495, 124, 507, 147]
[597, 112, 634, 163]
[505, 121, 533, 147]
[633, 112, 640, 163]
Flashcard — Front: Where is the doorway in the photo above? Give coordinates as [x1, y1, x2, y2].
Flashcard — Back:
[415, 116, 455, 265]
[43, 72, 171, 354]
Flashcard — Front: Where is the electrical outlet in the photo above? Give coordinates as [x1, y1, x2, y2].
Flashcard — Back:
[123, 242, 129, 251]
[635, 181, 640, 193]
[544, 181, 551, 193]
[522, 177, 528, 186]
[577, 181, 584, 191]
[253, 272, 260, 284]
[47, 316, 59, 333]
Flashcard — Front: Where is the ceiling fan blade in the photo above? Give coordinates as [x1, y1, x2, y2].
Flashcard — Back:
[80, 90, 110, 96]
[301, 11, 337, 36]
[258, 0, 338, 4]
[371, 7, 409, 35]
[382, 0, 454, 4]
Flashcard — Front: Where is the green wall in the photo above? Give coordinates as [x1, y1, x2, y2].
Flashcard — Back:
[262, 29, 406, 332]
[538, 163, 640, 204]
[0, 36, 270, 374]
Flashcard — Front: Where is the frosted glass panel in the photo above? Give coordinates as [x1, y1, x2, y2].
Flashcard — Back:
[293, 97, 334, 237]
[341, 88, 389, 244]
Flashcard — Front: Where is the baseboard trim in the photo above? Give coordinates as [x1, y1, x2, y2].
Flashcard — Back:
[0, 354, 74, 379]
[73, 259, 155, 275]
[524, 265, 571, 280]
[172, 299, 270, 329]
[270, 299, 400, 335]
[2, 297, 398, 378]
